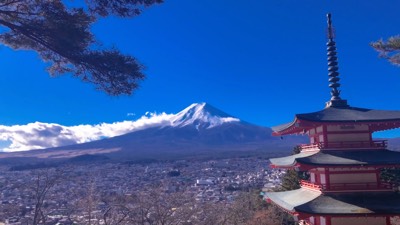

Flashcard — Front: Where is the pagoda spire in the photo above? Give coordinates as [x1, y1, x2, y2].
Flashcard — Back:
[325, 13, 348, 108]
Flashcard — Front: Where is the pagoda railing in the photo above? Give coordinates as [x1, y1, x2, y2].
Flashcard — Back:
[300, 180, 321, 190]
[300, 180, 393, 191]
[299, 140, 387, 151]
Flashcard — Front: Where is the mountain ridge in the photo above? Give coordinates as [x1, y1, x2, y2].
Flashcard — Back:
[0, 102, 306, 162]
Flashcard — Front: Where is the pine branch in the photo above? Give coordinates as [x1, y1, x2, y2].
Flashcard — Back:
[371, 36, 400, 67]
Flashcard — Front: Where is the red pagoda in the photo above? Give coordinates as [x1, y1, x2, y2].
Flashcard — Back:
[264, 14, 400, 225]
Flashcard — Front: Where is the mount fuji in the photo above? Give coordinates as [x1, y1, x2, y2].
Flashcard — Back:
[0, 103, 306, 162]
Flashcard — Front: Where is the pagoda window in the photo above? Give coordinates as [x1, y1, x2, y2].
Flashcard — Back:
[326, 133, 370, 142]
[320, 174, 326, 184]
[326, 124, 369, 132]
[330, 173, 376, 183]
[309, 217, 315, 224]
[316, 126, 323, 133]
[320, 216, 326, 225]
[318, 134, 324, 143]
[330, 167, 374, 172]
[310, 172, 316, 183]
[328, 173, 378, 191]
[331, 217, 386, 225]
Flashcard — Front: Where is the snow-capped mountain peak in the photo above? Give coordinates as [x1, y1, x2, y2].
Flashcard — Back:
[171, 102, 240, 129]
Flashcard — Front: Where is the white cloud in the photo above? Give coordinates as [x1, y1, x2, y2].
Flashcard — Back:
[0, 112, 174, 152]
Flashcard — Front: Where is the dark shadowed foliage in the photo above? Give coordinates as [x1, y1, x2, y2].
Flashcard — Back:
[278, 146, 310, 191]
[380, 167, 400, 187]
[0, 0, 163, 95]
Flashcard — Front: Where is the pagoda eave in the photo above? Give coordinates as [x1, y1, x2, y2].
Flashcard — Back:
[272, 118, 400, 136]
[271, 162, 400, 171]
[269, 149, 400, 169]
[270, 163, 300, 169]
[269, 151, 318, 168]
[272, 118, 317, 136]
[297, 212, 400, 217]
[265, 188, 400, 217]
[370, 121, 400, 132]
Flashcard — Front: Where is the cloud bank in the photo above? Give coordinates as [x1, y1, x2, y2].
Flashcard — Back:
[0, 112, 174, 152]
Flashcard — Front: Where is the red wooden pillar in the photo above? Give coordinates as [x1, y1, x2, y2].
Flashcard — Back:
[325, 167, 331, 190]
[386, 216, 391, 225]
[322, 125, 328, 148]
[326, 216, 332, 225]
[368, 125, 373, 144]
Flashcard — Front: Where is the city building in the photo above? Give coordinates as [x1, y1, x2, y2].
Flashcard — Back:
[264, 13, 400, 225]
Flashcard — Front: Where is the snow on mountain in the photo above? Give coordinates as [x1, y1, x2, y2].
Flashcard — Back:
[170, 103, 240, 129]
[0, 103, 240, 152]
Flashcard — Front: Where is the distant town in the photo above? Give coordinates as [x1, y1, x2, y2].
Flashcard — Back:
[0, 157, 285, 225]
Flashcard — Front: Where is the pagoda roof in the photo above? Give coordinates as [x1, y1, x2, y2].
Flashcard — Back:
[270, 151, 318, 168]
[297, 106, 400, 123]
[272, 106, 400, 135]
[270, 149, 400, 168]
[265, 188, 320, 212]
[265, 188, 400, 215]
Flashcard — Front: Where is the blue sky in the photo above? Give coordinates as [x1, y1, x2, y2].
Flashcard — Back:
[0, 1, 400, 151]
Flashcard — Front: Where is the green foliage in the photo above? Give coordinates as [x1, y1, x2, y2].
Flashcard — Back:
[380, 167, 400, 187]
[276, 146, 309, 191]
[85, 0, 163, 17]
[280, 169, 301, 191]
[371, 36, 400, 67]
[0, 0, 163, 95]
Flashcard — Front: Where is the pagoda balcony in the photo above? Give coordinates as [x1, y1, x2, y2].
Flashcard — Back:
[299, 140, 387, 151]
[300, 180, 393, 192]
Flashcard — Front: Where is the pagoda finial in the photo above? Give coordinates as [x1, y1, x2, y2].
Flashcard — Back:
[325, 13, 348, 108]
[327, 13, 334, 39]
